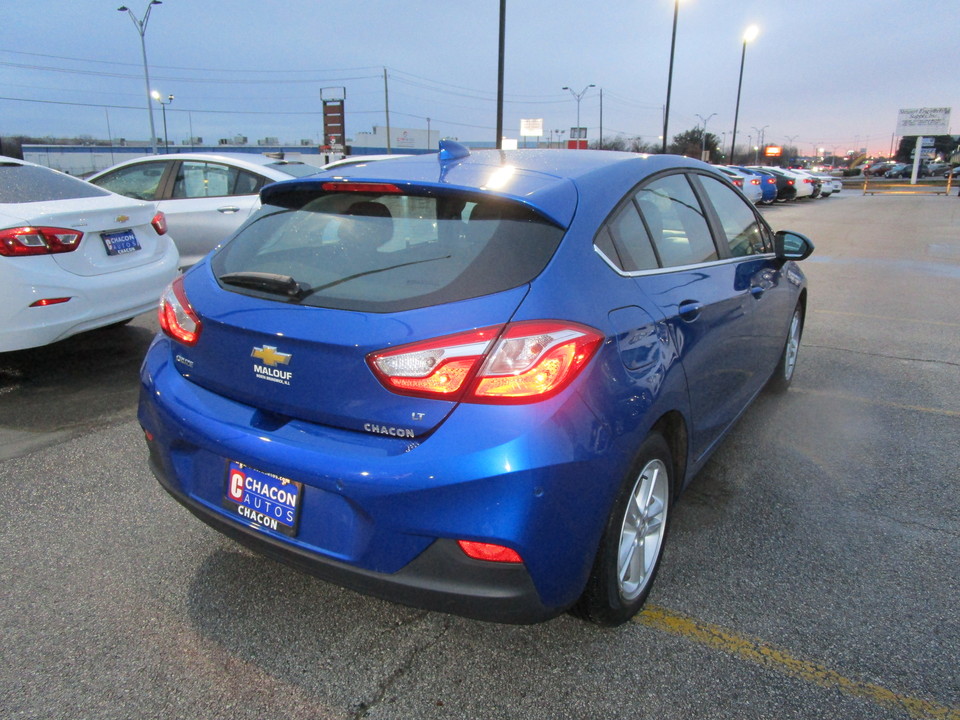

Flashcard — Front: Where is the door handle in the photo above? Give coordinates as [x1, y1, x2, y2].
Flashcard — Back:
[678, 300, 703, 322]
[750, 285, 765, 299]
[217, 205, 241, 214]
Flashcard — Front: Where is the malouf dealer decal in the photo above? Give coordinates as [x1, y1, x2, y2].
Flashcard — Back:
[251, 345, 293, 386]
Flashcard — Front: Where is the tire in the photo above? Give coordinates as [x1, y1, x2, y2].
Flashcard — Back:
[572, 433, 673, 626]
[767, 304, 803, 393]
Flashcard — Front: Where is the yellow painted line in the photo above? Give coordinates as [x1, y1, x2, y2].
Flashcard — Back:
[793, 388, 960, 418]
[812, 309, 960, 329]
[636, 605, 960, 719]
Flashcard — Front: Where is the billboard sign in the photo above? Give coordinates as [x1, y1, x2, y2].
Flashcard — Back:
[896, 107, 951, 136]
[520, 118, 543, 137]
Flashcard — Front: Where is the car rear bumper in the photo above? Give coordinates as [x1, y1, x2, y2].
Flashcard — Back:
[147, 445, 556, 624]
[138, 339, 623, 623]
[0, 250, 179, 352]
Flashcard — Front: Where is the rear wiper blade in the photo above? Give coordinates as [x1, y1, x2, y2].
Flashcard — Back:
[298, 255, 451, 298]
[219, 271, 309, 298]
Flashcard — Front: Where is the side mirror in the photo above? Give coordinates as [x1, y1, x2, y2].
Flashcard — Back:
[774, 230, 814, 261]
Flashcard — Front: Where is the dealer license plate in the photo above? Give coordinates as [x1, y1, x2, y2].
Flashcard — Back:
[222, 461, 303, 537]
[101, 229, 141, 256]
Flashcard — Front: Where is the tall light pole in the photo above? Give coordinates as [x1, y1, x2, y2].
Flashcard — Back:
[496, 0, 506, 149]
[118, 1, 162, 155]
[730, 24, 759, 163]
[662, 0, 680, 154]
[562, 84, 595, 148]
[151, 91, 173, 150]
[696, 112, 716, 160]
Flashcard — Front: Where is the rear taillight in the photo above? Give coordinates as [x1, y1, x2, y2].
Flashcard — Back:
[0, 226, 83, 257]
[767, 178, 776, 184]
[151, 211, 168, 236]
[733, 179, 743, 187]
[368, 320, 603, 404]
[158, 275, 201, 346]
[787, 179, 795, 186]
[750, 178, 761, 185]
[803, 178, 814, 184]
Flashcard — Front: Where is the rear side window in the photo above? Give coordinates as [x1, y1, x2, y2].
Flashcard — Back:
[634, 174, 717, 268]
[698, 175, 771, 256]
[0, 164, 110, 203]
[172, 161, 265, 198]
[91, 161, 167, 201]
[211, 190, 564, 312]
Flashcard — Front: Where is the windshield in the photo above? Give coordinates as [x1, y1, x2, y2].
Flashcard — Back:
[211, 190, 564, 313]
[0, 164, 111, 203]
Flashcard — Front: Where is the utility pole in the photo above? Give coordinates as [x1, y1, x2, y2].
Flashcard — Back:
[496, 0, 506, 149]
[383, 68, 391, 154]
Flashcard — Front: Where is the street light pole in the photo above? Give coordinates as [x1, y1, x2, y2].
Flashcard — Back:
[730, 24, 758, 164]
[496, 0, 506, 149]
[152, 91, 173, 150]
[752, 124, 769, 155]
[662, 0, 679, 154]
[562, 84, 595, 148]
[118, 1, 162, 155]
[696, 112, 717, 160]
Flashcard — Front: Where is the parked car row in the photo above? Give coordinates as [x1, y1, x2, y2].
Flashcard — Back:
[714, 165, 843, 204]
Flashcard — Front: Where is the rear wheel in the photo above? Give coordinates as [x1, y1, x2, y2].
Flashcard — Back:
[767, 304, 803, 393]
[573, 433, 672, 626]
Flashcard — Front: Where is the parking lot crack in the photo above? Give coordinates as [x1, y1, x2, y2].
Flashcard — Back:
[351, 613, 451, 719]
[806, 343, 960, 369]
[873, 513, 960, 540]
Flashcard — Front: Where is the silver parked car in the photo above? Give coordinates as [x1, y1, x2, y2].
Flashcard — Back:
[87, 153, 324, 268]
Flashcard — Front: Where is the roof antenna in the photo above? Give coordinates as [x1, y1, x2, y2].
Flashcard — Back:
[438, 140, 470, 162]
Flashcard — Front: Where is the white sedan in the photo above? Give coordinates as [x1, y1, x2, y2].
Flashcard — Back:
[1, 156, 179, 352]
[88, 152, 325, 268]
[713, 166, 764, 204]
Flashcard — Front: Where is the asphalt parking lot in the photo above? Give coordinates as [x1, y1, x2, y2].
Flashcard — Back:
[1, 191, 958, 720]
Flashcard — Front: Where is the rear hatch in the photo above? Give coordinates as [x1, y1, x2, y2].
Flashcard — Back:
[176, 177, 570, 436]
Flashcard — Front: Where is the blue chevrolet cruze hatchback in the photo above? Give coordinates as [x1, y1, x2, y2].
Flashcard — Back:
[140, 143, 813, 625]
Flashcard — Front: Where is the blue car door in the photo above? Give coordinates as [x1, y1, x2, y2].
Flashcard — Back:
[629, 172, 765, 461]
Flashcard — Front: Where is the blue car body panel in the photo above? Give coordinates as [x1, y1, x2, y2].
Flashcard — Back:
[139, 148, 808, 623]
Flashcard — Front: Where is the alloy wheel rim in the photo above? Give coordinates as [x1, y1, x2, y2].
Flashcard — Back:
[617, 458, 669, 601]
[784, 311, 801, 380]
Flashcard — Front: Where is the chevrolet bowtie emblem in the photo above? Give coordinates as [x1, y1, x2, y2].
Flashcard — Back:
[116, 215, 129, 223]
[251, 345, 292, 367]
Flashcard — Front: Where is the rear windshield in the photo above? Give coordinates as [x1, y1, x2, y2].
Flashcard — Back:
[0, 164, 110, 203]
[210, 190, 564, 312]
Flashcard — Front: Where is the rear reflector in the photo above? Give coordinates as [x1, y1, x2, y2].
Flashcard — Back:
[158, 275, 202, 346]
[29, 297, 72, 307]
[368, 320, 602, 404]
[457, 540, 523, 564]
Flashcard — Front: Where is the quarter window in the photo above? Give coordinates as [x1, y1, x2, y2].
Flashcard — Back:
[606, 201, 658, 272]
[91, 161, 167, 201]
[634, 174, 717, 268]
[698, 175, 770, 256]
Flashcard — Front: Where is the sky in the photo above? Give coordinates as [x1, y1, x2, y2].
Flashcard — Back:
[1, 1, 958, 158]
